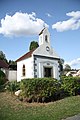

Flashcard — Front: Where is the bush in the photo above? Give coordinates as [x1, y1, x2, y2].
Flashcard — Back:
[0, 70, 7, 86]
[0, 70, 8, 91]
[6, 81, 20, 93]
[61, 76, 80, 96]
[0, 70, 6, 77]
[19, 78, 61, 103]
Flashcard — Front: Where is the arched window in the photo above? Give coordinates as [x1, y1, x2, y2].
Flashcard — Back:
[45, 35, 48, 42]
[22, 64, 26, 76]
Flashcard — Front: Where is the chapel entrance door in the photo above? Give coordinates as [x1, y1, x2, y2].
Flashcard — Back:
[44, 67, 53, 77]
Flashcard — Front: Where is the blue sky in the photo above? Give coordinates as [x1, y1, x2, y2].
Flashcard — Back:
[0, 0, 80, 69]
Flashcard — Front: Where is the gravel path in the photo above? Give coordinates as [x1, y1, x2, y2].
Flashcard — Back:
[62, 114, 80, 120]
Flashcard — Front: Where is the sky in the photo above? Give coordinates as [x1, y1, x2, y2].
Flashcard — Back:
[0, 0, 80, 69]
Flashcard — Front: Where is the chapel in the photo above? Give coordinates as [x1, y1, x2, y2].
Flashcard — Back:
[16, 28, 61, 82]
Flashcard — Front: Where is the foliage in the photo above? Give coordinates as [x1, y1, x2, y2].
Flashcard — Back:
[29, 41, 39, 51]
[9, 60, 17, 70]
[0, 69, 6, 77]
[19, 76, 80, 102]
[61, 76, 80, 96]
[0, 70, 6, 85]
[0, 51, 8, 63]
[9, 60, 17, 65]
[64, 64, 71, 71]
[4, 76, 80, 103]
[58, 58, 64, 72]
[6, 81, 20, 93]
[0, 70, 7, 91]
[19, 78, 61, 102]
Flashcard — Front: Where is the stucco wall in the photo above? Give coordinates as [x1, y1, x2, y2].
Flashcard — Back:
[8, 70, 17, 81]
[17, 56, 34, 82]
[1, 69, 17, 81]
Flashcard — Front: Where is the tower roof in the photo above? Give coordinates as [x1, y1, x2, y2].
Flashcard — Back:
[39, 28, 45, 35]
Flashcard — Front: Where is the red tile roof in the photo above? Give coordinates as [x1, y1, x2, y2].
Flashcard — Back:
[0, 60, 9, 68]
[16, 49, 36, 62]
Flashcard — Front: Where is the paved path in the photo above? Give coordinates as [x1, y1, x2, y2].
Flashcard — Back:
[63, 114, 80, 120]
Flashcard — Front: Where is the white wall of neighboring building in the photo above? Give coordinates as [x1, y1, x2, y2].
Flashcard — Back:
[8, 70, 17, 81]
[17, 56, 34, 82]
[1, 68, 17, 81]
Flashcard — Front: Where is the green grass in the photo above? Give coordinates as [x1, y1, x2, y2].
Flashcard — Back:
[0, 92, 80, 120]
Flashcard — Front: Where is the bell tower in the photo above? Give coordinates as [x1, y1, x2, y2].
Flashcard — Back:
[39, 27, 50, 46]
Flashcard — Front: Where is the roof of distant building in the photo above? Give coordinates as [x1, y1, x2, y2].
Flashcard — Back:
[0, 60, 9, 68]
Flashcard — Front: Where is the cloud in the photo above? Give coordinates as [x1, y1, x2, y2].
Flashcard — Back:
[46, 13, 52, 17]
[64, 58, 80, 69]
[52, 11, 80, 32]
[0, 12, 49, 36]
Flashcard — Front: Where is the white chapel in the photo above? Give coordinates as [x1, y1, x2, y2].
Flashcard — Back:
[16, 28, 61, 82]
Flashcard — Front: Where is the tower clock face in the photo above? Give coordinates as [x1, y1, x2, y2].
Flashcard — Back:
[46, 46, 50, 51]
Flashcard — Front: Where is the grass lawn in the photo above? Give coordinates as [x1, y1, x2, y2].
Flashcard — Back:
[0, 92, 80, 120]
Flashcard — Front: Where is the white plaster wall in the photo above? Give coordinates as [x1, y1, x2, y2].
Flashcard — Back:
[8, 70, 17, 81]
[34, 56, 60, 80]
[17, 57, 34, 82]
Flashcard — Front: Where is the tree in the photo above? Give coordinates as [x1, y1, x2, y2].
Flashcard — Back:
[29, 41, 39, 51]
[0, 51, 8, 63]
[59, 58, 64, 73]
[9, 60, 17, 70]
[64, 64, 71, 71]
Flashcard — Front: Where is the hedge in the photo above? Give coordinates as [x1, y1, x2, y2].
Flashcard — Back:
[19, 78, 61, 103]
[61, 76, 80, 96]
[5, 76, 80, 103]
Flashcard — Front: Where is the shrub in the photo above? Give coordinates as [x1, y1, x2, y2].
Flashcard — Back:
[0, 70, 8, 91]
[0, 70, 6, 77]
[19, 78, 61, 103]
[0, 70, 7, 86]
[61, 76, 80, 96]
[6, 81, 20, 93]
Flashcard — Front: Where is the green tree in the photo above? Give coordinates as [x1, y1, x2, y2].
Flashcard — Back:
[29, 41, 39, 51]
[9, 60, 17, 65]
[0, 51, 8, 63]
[64, 64, 71, 71]
[9, 60, 17, 70]
[59, 58, 64, 72]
